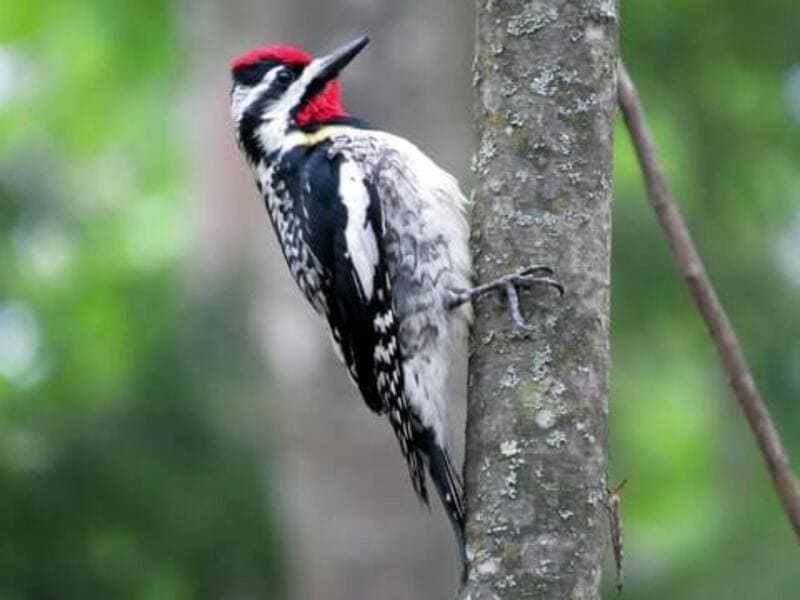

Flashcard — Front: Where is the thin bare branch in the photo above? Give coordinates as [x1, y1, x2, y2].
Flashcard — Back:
[617, 61, 800, 539]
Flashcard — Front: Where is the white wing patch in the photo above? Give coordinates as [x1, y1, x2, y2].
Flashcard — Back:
[339, 160, 379, 301]
[326, 129, 472, 453]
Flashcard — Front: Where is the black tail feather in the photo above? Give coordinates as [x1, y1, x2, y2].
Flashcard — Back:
[417, 426, 468, 577]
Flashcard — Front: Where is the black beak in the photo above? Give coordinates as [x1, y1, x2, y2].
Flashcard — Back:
[312, 35, 369, 85]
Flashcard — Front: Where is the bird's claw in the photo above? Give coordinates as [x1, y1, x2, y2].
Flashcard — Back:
[503, 281, 534, 331]
[502, 265, 564, 332]
[446, 264, 564, 332]
[517, 265, 554, 278]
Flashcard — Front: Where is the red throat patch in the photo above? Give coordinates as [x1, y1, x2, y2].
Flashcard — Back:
[230, 44, 349, 127]
[296, 79, 347, 126]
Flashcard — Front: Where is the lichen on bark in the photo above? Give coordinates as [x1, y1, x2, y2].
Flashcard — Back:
[461, 1, 618, 598]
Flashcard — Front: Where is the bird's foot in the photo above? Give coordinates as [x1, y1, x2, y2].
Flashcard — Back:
[448, 265, 563, 331]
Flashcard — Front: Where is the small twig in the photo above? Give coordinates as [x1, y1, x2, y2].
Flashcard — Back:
[617, 61, 800, 539]
[606, 479, 627, 594]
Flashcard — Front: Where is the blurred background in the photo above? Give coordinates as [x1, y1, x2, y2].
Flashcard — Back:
[0, 0, 798, 598]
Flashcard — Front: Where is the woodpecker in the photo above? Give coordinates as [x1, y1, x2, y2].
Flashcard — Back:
[229, 35, 560, 572]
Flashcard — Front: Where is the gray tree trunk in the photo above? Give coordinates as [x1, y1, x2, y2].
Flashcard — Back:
[460, 1, 618, 598]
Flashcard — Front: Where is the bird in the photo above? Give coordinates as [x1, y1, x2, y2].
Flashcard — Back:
[228, 34, 560, 573]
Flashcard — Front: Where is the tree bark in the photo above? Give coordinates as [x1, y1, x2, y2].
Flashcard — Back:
[461, 1, 618, 598]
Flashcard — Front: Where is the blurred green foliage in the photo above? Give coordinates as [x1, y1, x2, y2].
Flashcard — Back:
[0, 1, 285, 598]
[0, 0, 798, 598]
[610, 0, 800, 597]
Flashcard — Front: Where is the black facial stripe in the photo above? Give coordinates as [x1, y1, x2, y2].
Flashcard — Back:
[236, 64, 303, 161]
[234, 62, 309, 161]
[240, 64, 306, 121]
[232, 60, 280, 86]
[238, 110, 262, 162]
[239, 84, 283, 161]
[232, 61, 304, 86]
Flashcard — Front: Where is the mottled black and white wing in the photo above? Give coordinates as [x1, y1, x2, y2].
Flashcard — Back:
[298, 147, 427, 500]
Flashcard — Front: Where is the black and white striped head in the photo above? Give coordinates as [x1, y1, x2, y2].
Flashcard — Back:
[229, 35, 368, 154]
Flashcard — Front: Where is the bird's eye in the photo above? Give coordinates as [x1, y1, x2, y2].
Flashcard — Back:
[276, 69, 295, 85]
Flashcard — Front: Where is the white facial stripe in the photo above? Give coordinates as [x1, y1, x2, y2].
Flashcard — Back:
[253, 65, 325, 153]
[299, 57, 326, 87]
[260, 62, 321, 121]
[231, 65, 282, 124]
[250, 56, 329, 123]
[231, 56, 335, 154]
